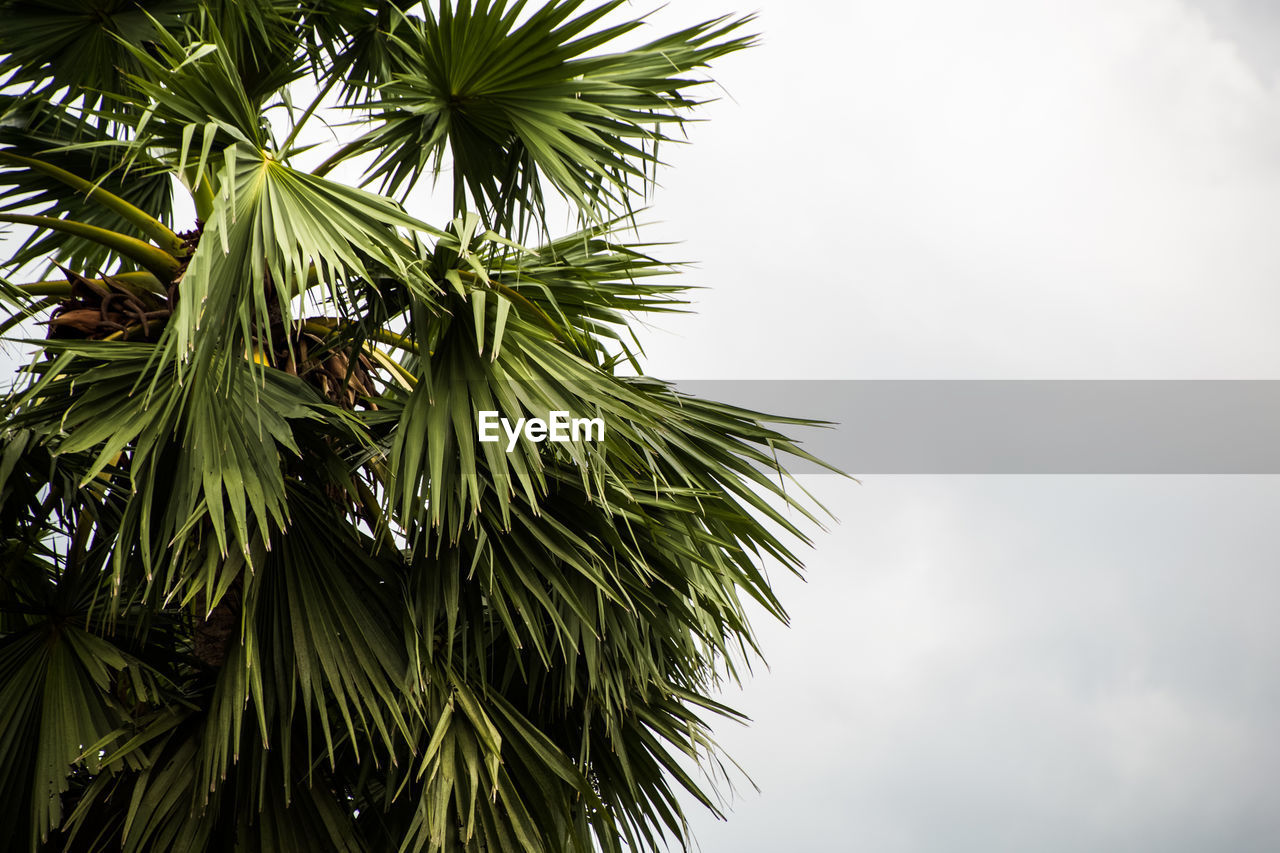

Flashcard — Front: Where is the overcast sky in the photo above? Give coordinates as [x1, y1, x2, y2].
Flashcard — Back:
[640, 0, 1280, 380]
[624, 0, 1280, 851]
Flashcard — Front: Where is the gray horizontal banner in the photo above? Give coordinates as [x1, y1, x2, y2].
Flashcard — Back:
[672, 381, 1280, 474]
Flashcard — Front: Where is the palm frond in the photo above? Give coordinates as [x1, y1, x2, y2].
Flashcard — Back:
[0, 0, 193, 110]
[332, 1, 754, 231]
[0, 96, 176, 275]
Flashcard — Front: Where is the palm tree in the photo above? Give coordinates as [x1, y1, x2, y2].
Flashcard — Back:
[0, 2, 828, 851]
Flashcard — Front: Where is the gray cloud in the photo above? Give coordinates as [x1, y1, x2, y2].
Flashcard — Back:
[1190, 0, 1280, 81]
[685, 476, 1280, 852]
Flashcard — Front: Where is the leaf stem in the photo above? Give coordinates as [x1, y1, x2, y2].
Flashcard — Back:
[279, 73, 343, 160]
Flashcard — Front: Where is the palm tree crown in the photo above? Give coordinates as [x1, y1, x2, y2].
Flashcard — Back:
[0, 2, 829, 851]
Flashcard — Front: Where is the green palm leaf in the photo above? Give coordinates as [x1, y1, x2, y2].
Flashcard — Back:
[0, 0, 192, 108]
[0, 96, 177, 275]
[330, 1, 753, 231]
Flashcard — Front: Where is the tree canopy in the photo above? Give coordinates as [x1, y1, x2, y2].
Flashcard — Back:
[0, 2, 829, 851]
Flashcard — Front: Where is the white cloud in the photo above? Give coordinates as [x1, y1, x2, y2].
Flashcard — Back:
[639, 0, 1280, 379]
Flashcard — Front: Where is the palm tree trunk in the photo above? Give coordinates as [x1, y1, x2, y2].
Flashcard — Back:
[192, 577, 242, 669]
